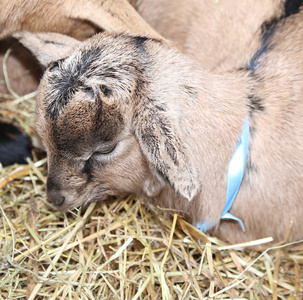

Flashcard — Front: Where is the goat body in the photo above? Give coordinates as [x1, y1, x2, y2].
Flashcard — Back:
[15, 7, 303, 245]
[139, 0, 289, 72]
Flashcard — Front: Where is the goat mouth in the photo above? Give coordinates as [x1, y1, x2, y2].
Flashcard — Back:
[55, 188, 110, 212]
[81, 188, 110, 208]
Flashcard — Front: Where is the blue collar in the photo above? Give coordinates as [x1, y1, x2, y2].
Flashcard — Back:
[197, 118, 249, 233]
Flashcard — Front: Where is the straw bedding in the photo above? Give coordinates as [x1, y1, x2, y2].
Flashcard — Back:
[0, 54, 302, 300]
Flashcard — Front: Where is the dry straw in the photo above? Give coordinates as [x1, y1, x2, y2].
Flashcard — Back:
[0, 50, 302, 300]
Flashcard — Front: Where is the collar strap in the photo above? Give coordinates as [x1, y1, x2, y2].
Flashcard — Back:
[197, 118, 249, 233]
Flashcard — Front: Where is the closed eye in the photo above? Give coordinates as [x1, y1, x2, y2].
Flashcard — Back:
[81, 143, 117, 174]
[92, 143, 117, 156]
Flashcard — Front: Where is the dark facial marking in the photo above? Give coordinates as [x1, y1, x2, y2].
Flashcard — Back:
[48, 58, 65, 72]
[132, 36, 149, 51]
[46, 73, 80, 119]
[100, 85, 112, 97]
[50, 94, 123, 157]
[45, 47, 103, 119]
[94, 94, 123, 142]
[45, 34, 152, 120]
[82, 86, 95, 99]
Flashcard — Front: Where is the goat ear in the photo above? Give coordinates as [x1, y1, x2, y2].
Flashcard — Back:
[134, 101, 201, 201]
[13, 32, 80, 67]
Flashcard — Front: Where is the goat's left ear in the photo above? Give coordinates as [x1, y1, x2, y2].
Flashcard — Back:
[13, 31, 80, 67]
[134, 100, 201, 201]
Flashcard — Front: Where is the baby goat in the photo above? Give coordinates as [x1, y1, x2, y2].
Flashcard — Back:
[17, 9, 303, 245]
[0, 0, 163, 166]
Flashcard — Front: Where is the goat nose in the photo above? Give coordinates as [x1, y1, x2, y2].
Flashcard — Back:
[47, 190, 66, 206]
[46, 177, 66, 207]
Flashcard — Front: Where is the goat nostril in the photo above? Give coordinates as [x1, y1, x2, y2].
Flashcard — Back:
[47, 190, 66, 207]
[53, 195, 65, 207]
[46, 178, 66, 207]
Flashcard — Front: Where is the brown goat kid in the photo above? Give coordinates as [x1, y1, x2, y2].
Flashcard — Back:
[17, 9, 303, 246]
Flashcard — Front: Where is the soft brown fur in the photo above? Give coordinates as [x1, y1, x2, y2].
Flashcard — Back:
[0, 0, 161, 40]
[139, 0, 287, 72]
[0, 0, 162, 98]
[16, 8, 303, 246]
[0, 0, 293, 98]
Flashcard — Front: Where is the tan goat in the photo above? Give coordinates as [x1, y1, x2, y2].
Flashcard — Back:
[1, 0, 298, 98]
[16, 7, 303, 245]
[139, 0, 289, 72]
